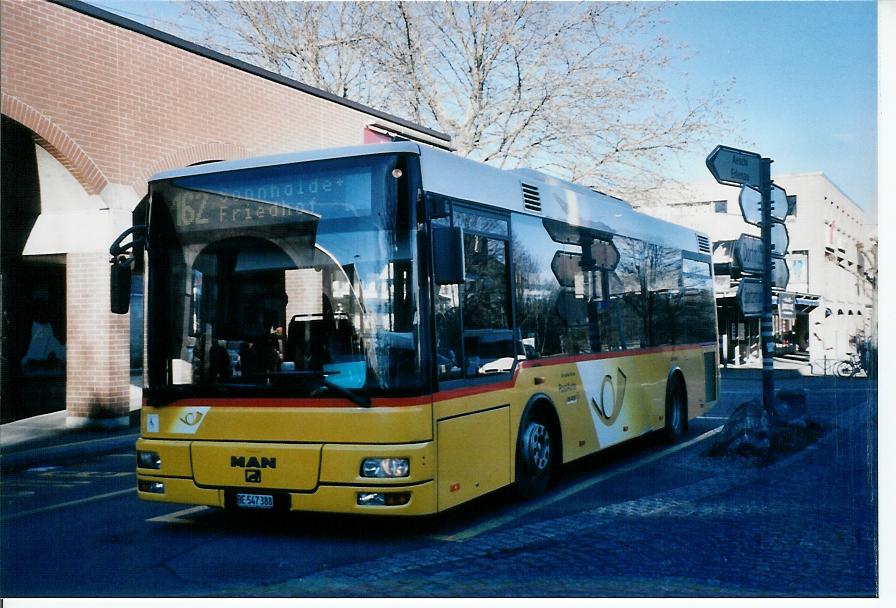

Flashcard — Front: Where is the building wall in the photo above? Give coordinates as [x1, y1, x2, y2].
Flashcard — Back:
[640, 173, 875, 364]
[0, 0, 445, 425]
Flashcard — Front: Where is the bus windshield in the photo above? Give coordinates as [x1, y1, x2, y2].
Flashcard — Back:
[146, 154, 421, 398]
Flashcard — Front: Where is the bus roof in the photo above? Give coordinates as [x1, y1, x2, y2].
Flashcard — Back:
[150, 142, 710, 256]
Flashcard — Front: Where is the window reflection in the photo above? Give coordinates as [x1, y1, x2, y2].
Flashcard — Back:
[512, 214, 715, 357]
[149, 154, 421, 394]
[435, 206, 514, 380]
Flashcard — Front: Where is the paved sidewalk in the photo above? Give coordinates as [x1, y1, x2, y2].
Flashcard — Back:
[0, 407, 140, 472]
[235, 388, 878, 597]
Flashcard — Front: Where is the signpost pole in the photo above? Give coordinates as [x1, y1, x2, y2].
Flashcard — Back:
[759, 158, 775, 415]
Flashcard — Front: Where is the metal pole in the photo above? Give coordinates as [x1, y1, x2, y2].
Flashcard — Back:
[760, 158, 775, 414]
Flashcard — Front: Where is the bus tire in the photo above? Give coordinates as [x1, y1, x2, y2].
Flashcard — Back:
[663, 374, 687, 444]
[515, 405, 556, 498]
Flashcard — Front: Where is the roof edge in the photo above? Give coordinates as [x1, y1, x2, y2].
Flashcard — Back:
[51, 0, 451, 143]
[149, 141, 421, 182]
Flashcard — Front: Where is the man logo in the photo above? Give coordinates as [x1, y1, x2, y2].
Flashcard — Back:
[245, 469, 262, 483]
[230, 456, 277, 469]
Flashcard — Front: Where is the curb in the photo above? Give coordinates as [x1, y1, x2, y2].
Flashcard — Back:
[0, 433, 139, 472]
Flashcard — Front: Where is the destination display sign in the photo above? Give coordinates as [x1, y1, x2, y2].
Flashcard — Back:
[169, 167, 373, 233]
[706, 145, 762, 188]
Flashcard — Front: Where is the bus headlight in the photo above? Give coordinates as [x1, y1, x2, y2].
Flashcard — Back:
[360, 457, 410, 478]
[137, 450, 161, 469]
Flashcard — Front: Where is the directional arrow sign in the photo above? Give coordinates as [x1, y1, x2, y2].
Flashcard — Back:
[551, 251, 580, 288]
[739, 184, 790, 225]
[736, 277, 764, 317]
[706, 145, 762, 188]
[770, 222, 789, 257]
[733, 234, 764, 274]
[772, 258, 790, 289]
[589, 240, 619, 271]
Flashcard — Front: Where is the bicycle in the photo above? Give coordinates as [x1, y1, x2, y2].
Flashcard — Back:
[834, 352, 864, 378]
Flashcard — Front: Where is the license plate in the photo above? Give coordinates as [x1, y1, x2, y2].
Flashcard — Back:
[235, 493, 274, 509]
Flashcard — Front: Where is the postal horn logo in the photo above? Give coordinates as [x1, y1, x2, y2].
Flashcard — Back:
[591, 368, 627, 425]
[179, 411, 204, 426]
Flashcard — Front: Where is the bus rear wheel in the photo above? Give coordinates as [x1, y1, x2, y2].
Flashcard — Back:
[663, 376, 687, 443]
[515, 408, 555, 498]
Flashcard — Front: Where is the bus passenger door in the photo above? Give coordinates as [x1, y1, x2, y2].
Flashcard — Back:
[431, 204, 516, 509]
[433, 206, 516, 382]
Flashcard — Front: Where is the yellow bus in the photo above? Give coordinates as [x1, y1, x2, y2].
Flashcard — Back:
[112, 142, 719, 515]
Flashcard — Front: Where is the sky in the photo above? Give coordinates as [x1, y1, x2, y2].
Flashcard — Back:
[87, 0, 879, 215]
[658, 1, 877, 213]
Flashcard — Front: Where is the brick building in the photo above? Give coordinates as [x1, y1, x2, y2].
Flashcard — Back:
[0, 0, 448, 425]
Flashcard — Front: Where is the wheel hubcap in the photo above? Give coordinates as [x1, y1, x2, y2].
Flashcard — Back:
[523, 422, 551, 472]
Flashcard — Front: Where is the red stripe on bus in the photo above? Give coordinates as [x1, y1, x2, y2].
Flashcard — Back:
[161, 395, 431, 409]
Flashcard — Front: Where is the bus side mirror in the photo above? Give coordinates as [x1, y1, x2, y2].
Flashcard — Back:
[432, 225, 465, 285]
[110, 258, 132, 314]
[109, 225, 145, 314]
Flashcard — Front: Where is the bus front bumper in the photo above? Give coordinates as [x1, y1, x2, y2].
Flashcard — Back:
[137, 475, 437, 515]
[136, 438, 438, 515]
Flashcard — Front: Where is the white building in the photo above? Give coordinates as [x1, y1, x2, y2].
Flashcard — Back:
[639, 173, 876, 370]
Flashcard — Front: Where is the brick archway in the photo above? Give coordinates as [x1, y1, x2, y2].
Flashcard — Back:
[139, 142, 250, 191]
[1, 93, 107, 196]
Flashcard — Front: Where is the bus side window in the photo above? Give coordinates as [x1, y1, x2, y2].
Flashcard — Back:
[435, 285, 462, 380]
[434, 207, 515, 381]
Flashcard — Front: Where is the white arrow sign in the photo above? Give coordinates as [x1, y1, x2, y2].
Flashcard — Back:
[736, 278, 764, 317]
[706, 145, 762, 188]
[773, 258, 790, 289]
[734, 234, 764, 274]
[770, 222, 789, 257]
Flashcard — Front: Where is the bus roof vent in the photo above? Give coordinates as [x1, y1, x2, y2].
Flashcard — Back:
[697, 234, 711, 254]
[521, 183, 542, 213]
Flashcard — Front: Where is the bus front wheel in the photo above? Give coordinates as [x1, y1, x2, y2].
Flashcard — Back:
[515, 407, 555, 498]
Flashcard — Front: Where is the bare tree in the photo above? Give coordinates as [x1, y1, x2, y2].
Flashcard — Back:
[185, 1, 733, 199]
[187, 1, 381, 103]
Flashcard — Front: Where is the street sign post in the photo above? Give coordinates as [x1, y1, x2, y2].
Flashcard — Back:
[739, 184, 790, 225]
[736, 278, 764, 317]
[707, 144, 776, 416]
[706, 145, 762, 188]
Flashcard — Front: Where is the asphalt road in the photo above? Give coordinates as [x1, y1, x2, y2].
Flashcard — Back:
[0, 372, 877, 597]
